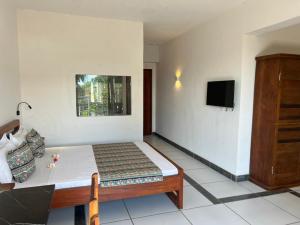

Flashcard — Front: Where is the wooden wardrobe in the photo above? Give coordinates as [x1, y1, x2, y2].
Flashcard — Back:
[250, 54, 300, 190]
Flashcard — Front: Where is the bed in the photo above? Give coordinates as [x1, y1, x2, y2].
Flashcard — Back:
[0, 120, 183, 209]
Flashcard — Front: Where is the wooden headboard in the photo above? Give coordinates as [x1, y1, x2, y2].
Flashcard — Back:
[0, 120, 20, 138]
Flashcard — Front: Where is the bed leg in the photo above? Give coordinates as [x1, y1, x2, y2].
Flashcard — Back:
[177, 168, 184, 209]
[167, 169, 183, 209]
[167, 188, 183, 209]
[177, 187, 183, 209]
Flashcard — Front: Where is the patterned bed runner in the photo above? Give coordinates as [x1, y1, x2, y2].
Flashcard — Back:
[92, 143, 163, 187]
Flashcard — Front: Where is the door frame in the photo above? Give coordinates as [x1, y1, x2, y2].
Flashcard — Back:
[143, 69, 152, 135]
[144, 63, 157, 135]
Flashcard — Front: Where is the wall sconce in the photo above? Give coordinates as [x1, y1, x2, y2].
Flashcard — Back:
[175, 69, 182, 89]
[16, 102, 32, 116]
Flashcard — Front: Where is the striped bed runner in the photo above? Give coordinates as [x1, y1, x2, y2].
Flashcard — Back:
[92, 143, 163, 187]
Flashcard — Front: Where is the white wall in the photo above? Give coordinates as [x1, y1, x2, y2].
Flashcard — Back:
[144, 44, 159, 132]
[157, 0, 300, 175]
[157, 9, 243, 174]
[242, 0, 300, 34]
[144, 44, 159, 63]
[17, 10, 144, 146]
[0, 0, 20, 125]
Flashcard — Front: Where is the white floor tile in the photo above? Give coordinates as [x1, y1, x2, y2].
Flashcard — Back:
[183, 204, 248, 225]
[133, 211, 190, 225]
[124, 194, 178, 218]
[153, 146, 174, 154]
[202, 181, 251, 198]
[226, 197, 299, 225]
[264, 193, 300, 218]
[183, 186, 212, 209]
[183, 179, 191, 187]
[103, 220, 133, 225]
[143, 139, 166, 149]
[99, 200, 130, 223]
[238, 181, 265, 193]
[185, 168, 228, 184]
[160, 147, 182, 155]
[144, 136, 168, 144]
[291, 186, 300, 193]
[143, 135, 160, 142]
[163, 150, 191, 160]
[144, 136, 181, 154]
[47, 207, 74, 225]
[175, 157, 207, 170]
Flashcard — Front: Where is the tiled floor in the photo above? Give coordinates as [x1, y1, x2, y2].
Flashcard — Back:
[183, 204, 249, 225]
[124, 194, 178, 218]
[48, 135, 300, 225]
[99, 200, 130, 223]
[201, 180, 252, 198]
[264, 193, 300, 218]
[183, 186, 212, 209]
[291, 186, 300, 193]
[185, 168, 229, 184]
[48, 207, 75, 225]
[238, 181, 265, 193]
[226, 198, 299, 225]
[133, 211, 191, 225]
[176, 157, 208, 170]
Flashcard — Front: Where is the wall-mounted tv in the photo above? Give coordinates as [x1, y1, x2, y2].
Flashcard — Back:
[206, 80, 235, 108]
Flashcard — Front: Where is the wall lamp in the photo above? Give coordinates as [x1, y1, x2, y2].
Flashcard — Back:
[175, 69, 182, 89]
[16, 102, 32, 116]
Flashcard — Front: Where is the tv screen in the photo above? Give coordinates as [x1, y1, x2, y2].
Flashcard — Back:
[206, 80, 235, 108]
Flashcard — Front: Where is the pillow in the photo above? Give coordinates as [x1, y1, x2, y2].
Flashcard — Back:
[12, 127, 29, 146]
[9, 133, 22, 147]
[0, 134, 14, 183]
[26, 129, 45, 158]
[7, 142, 36, 183]
[0, 133, 9, 146]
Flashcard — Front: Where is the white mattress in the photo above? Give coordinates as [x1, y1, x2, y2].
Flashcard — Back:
[15, 145, 98, 190]
[134, 141, 178, 177]
[14, 142, 178, 190]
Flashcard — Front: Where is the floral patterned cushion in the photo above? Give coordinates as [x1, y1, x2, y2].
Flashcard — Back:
[26, 129, 45, 158]
[7, 142, 36, 183]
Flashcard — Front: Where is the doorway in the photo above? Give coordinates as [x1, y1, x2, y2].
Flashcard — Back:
[143, 69, 152, 135]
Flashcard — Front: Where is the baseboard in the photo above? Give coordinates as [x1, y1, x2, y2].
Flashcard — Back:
[153, 132, 249, 182]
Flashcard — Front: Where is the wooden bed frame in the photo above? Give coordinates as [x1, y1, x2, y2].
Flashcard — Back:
[0, 120, 184, 209]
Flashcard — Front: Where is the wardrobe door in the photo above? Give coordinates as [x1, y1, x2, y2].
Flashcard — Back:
[273, 138, 300, 185]
[275, 58, 300, 186]
[250, 58, 280, 188]
[280, 58, 300, 109]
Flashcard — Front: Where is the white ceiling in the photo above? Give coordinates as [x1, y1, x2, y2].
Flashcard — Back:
[16, 0, 246, 44]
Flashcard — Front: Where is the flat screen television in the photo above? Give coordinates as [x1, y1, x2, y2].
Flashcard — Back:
[206, 80, 235, 108]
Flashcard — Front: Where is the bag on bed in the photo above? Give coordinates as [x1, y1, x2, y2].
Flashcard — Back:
[26, 129, 45, 158]
[7, 142, 36, 183]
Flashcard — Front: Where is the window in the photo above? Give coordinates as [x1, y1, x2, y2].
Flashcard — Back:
[76, 74, 131, 116]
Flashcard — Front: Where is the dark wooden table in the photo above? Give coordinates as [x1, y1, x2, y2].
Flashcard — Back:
[0, 185, 55, 225]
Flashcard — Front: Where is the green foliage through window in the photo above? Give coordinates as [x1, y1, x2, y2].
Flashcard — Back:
[76, 74, 131, 116]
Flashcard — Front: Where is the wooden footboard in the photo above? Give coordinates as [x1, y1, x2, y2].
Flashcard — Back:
[51, 170, 183, 209]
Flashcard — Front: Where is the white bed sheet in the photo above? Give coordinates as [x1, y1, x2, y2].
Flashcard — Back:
[14, 142, 178, 190]
[134, 141, 178, 177]
[15, 145, 98, 190]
